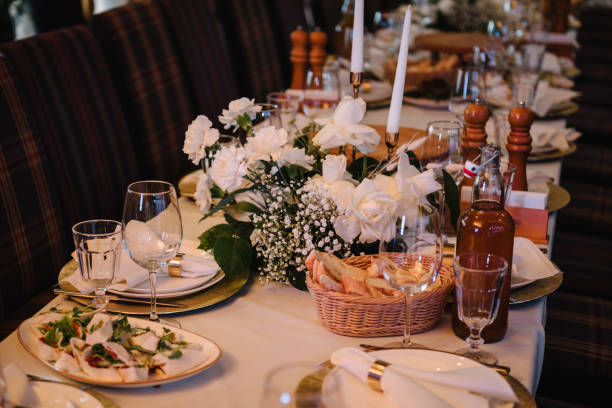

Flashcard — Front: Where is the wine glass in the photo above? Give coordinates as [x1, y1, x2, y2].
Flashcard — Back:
[453, 252, 508, 365]
[122, 181, 182, 322]
[260, 362, 342, 407]
[266, 92, 300, 131]
[72, 220, 122, 309]
[378, 203, 443, 348]
[449, 67, 487, 122]
[303, 61, 341, 119]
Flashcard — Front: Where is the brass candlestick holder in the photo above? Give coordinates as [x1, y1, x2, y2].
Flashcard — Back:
[351, 71, 364, 99]
[385, 131, 399, 158]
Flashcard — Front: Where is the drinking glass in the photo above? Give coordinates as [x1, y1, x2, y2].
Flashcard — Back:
[72, 220, 122, 309]
[252, 103, 281, 131]
[260, 362, 342, 407]
[511, 71, 539, 108]
[492, 109, 510, 156]
[122, 181, 182, 321]
[266, 92, 300, 131]
[449, 67, 487, 122]
[378, 203, 443, 348]
[303, 63, 341, 119]
[453, 252, 508, 365]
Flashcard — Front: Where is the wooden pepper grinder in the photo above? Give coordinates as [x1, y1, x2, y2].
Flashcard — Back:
[308, 28, 327, 89]
[289, 26, 308, 90]
[461, 98, 489, 187]
[507, 101, 534, 191]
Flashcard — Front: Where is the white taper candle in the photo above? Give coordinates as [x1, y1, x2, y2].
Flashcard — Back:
[350, 0, 364, 73]
[386, 6, 412, 134]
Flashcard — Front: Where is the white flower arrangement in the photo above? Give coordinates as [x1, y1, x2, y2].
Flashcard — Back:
[183, 115, 220, 165]
[185, 97, 456, 288]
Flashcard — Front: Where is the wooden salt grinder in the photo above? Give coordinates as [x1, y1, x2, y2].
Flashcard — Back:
[462, 99, 489, 187]
[289, 26, 308, 90]
[507, 102, 534, 191]
[308, 28, 327, 89]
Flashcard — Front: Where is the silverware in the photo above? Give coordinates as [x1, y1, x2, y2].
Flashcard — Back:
[53, 289, 188, 308]
[358, 344, 511, 376]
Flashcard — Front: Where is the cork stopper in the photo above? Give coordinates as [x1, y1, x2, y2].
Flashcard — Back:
[309, 28, 327, 85]
[289, 26, 308, 90]
[507, 102, 534, 191]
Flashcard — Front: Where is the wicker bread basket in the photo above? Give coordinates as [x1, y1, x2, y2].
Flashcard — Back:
[306, 255, 454, 337]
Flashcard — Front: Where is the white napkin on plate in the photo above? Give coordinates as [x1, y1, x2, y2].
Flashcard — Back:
[331, 348, 518, 408]
[530, 122, 581, 152]
[532, 81, 580, 117]
[60, 239, 219, 293]
[1, 363, 76, 407]
[513, 237, 561, 281]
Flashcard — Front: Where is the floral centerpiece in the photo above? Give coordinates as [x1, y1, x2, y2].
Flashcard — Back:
[183, 96, 459, 289]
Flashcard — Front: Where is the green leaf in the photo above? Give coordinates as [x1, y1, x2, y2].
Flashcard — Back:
[347, 156, 379, 181]
[288, 268, 307, 291]
[231, 201, 261, 215]
[442, 170, 461, 231]
[224, 214, 255, 241]
[293, 134, 308, 149]
[198, 224, 234, 251]
[168, 350, 183, 359]
[201, 187, 252, 220]
[236, 113, 252, 130]
[213, 236, 252, 279]
[210, 185, 224, 199]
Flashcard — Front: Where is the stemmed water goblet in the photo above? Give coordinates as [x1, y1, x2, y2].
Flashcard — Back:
[377, 203, 443, 349]
[122, 180, 182, 322]
[449, 66, 487, 122]
[72, 219, 122, 309]
[453, 252, 508, 365]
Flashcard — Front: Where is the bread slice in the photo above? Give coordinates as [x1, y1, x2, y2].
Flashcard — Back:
[313, 251, 368, 282]
[366, 277, 402, 296]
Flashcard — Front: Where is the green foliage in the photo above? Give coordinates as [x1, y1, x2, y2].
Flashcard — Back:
[199, 224, 234, 251]
[442, 170, 461, 231]
[213, 236, 252, 279]
[201, 187, 252, 220]
[347, 156, 380, 182]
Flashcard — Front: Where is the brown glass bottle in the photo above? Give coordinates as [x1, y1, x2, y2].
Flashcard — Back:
[333, 0, 354, 59]
[453, 145, 515, 343]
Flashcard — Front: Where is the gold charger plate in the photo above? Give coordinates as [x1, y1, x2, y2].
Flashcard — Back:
[538, 100, 579, 120]
[527, 141, 577, 162]
[547, 183, 571, 212]
[510, 272, 563, 305]
[60, 259, 250, 315]
[299, 351, 536, 408]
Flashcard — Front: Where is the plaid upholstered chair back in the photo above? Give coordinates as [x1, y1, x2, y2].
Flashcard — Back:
[158, 0, 239, 123]
[215, 0, 287, 101]
[90, 2, 198, 183]
[0, 57, 68, 322]
[0, 26, 140, 230]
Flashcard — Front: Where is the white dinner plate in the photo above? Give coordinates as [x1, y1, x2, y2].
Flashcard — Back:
[108, 270, 225, 299]
[328, 349, 508, 407]
[28, 380, 104, 408]
[178, 170, 202, 199]
[343, 80, 393, 103]
[403, 95, 450, 109]
[18, 314, 222, 388]
[511, 274, 536, 290]
[125, 268, 217, 294]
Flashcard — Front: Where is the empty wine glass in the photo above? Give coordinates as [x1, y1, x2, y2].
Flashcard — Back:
[378, 203, 443, 349]
[303, 61, 341, 119]
[260, 362, 342, 407]
[449, 67, 487, 122]
[122, 181, 182, 322]
[266, 92, 300, 131]
[453, 252, 508, 365]
[72, 220, 122, 309]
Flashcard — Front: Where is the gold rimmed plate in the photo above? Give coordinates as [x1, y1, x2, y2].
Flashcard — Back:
[510, 272, 563, 305]
[547, 183, 571, 212]
[18, 314, 222, 388]
[527, 141, 577, 162]
[59, 260, 249, 315]
[300, 349, 536, 407]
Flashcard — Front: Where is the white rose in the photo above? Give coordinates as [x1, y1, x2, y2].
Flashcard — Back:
[349, 179, 398, 243]
[322, 155, 347, 183]
[194, 172, 213, 212]
[245, 126, 288, 164]
[312, 96, 380, 153]
[208, 145, 249, 192]
[218, 97, 261, 131]
[276, 146, 314, 170]
[333, 213, 360, 242]
[183, 115, 220, 165]
[328, 180, 356, 212]
[234, 190, 266, 211]
[395, 154, 442, 210]
[372, 174, 401, 202]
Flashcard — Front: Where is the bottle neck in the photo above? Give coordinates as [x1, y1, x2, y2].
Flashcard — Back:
[472, 146, 505, 205]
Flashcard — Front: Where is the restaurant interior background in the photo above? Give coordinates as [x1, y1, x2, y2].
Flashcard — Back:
[0, 0, 610, 407]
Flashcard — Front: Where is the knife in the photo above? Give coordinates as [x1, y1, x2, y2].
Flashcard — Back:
[358, 343, 511, 376]
[53, 289, 188, 308]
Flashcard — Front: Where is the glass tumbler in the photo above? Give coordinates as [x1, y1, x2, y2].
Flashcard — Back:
[266, 92, 300, 131]
[72, 219, 122, 309]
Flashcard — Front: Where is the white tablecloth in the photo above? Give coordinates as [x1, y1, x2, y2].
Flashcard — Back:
[0, 104, 561, 407]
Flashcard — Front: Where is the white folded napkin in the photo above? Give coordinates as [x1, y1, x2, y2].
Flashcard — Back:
[60, 239, 219, 293]
[530, 122, 580, 152]
[513, 237, 561, 281]
[331, 348, 518, 408]
[541, 52, 561, 75]
[1, 363, 76, 407]
[532, 81, 580, 118]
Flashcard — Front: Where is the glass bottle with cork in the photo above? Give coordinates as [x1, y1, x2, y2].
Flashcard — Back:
[453, 144, 515, 343]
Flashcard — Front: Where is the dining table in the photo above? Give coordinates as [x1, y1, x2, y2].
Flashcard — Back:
[0, 103, 569, 407]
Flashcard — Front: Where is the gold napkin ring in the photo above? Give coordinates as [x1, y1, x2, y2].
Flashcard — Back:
[167, 255, 182, 277]
[367, 359, 389, 392]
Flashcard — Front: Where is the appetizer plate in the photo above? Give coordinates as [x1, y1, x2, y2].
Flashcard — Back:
[107, 270, 225, 299]
[18, 314, 222, 388]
